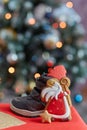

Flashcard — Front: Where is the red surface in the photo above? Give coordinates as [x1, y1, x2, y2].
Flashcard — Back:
[0, 104, 87, 130]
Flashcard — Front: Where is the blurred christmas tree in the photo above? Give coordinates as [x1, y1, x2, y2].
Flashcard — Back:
[0, 0, 87, 95]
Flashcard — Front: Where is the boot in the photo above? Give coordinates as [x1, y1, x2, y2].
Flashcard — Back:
[10, 73, 51, 117]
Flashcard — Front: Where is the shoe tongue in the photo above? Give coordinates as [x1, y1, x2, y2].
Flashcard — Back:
[36, 75, 51, 86]
[30, 75, 51, 97]
[36, 80, 45, 90]
[30, 88, 40, 97]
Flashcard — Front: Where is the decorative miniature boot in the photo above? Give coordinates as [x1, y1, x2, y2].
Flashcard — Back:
[10, 73, 51, 117]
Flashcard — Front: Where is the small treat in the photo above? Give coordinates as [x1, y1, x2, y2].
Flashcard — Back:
[40, 65, 72, 123]
[47, 65, 72, 106]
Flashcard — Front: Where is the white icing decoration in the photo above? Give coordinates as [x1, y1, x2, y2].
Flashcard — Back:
[41, 81, 62, 102]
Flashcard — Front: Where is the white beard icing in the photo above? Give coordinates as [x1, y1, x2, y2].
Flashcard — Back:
[41, 82, 63, 102]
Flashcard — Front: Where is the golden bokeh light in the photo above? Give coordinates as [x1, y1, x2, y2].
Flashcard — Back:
[34, 73, 41, 79]
[5, 13, 12, 20]
[59, 21, 67, 29]
[8, 67, 15, 74]
[28, 18, 36, 25]
[66, 1, 73, 8]
[3, 0, 9, 3]
[0, 77, 2, 84]
[56, 41, 63, 48]
[26, 80, 36, 92]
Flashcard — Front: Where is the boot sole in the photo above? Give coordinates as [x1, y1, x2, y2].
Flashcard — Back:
[10, 103, 44, 117]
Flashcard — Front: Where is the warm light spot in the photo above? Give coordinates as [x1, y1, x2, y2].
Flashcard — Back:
[8, 67, 15, 74]
[56, 41, 63, 48]
[59, 21, 67, 29]
[3, 0, 9, 3]
[5, 13, 12, 20]
[0, 77, 2, 84]
[28, 18, 36, 25]
[66, 1, 73, 8]
[27, 81, 36, 92]
[34, 73, 40, 79]
[52, 23, 58, 29]
[29, 81, 36, 88]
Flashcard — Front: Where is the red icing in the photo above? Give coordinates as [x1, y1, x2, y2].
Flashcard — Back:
[47, 65, 67, 80]
[46, 93, 66, 115]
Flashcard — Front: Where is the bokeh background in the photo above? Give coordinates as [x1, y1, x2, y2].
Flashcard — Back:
[0, 0, 87, 123]
[71, 0, 87, 40]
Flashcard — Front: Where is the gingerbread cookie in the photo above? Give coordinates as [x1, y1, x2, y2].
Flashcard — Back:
[40, 79, 72, 123]
[40, 65, 72, 123]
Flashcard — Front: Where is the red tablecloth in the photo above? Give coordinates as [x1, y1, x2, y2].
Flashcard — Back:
[0, 104, 87, 130]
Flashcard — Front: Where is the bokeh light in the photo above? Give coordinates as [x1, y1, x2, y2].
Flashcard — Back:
[59, 21, 67, 29]
[34, 73, 40, 79]
[56, 41, 63, 48]
[0, 77, 2, 84]
[28, 18, 36, 25]
[5, 13, 12, 20]
[66, 1, 73, 8]
[3, 0, 9, 3]
[52, 22, 58, 29]
[74, 94, 83, 103]
[8, 67, 15, 74]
